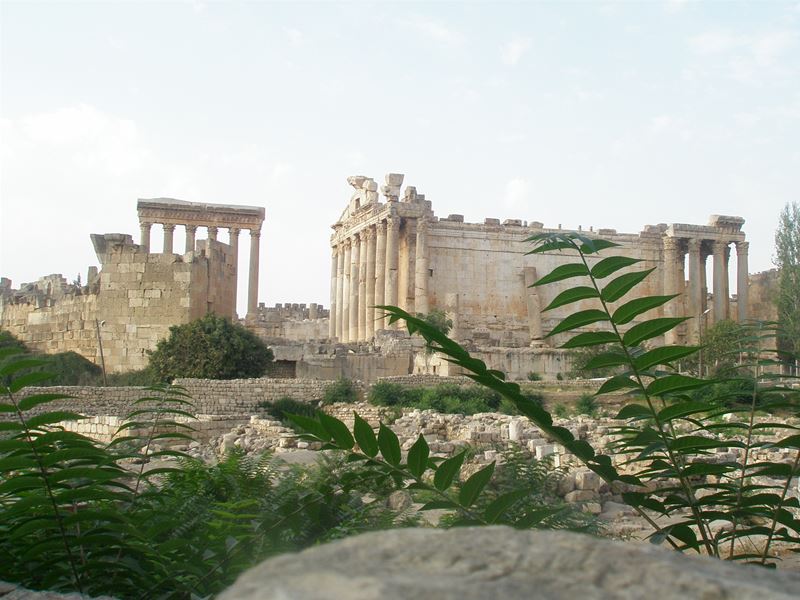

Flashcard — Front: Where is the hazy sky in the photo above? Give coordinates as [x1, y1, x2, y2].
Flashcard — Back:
[2, 1, 799, 314]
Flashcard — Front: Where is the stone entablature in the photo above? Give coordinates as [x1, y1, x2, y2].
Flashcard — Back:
[137, 198, 265, 317]
[329, 172, 752, 348]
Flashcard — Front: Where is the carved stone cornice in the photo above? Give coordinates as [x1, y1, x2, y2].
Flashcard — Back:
[137, 198, 265, 229]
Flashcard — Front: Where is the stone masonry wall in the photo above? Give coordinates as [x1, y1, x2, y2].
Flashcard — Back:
[0, 275, 100, 362]
[1, 234, 236, 374]
[6, 375, 600, 423]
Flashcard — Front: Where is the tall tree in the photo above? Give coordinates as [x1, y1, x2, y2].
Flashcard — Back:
[775, 201, 800, 359]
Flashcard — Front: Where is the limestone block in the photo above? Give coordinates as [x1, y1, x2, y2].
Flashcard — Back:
[217, 527, 800, 600]
[385, 173, 404, 186]
[564, 490, 596, 503]
[575, 470, 602, 491]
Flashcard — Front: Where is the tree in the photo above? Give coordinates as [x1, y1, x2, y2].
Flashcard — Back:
[148, 314, 273, 381]
[418, 309, 453, 355]
[688, 319, 747, 378]
[775, 201, 800, 360]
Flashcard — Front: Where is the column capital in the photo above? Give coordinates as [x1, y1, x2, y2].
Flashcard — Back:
[736, 240, 749, 255]
[663, 236, 680, 252]
[229, 227, 241, 236]
[208, 226, 219, 234]
[712, 239, 728, 255]
[140, 221, 153, 229]
[162, 223, 176, 232]
[185, 224, 197, 233]
[363, 226, 376, 241]
[249, 228, 261, 239]
[687, 237, 701, 252]
[387, 215, 400, 231]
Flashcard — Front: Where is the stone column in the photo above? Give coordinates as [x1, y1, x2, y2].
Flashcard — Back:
[374, 221, 387, 329]
[688, 239, 703, 343]
[385, 216, 400, 328]
[663, 237, 680, 344]
[329, 246, 338, 340]
[247, 229, 261, 317]
[405, 219, 417, 315]
[700, 244, 710, 315]
[358, 232, 368, 341]
[712, 240, 728, 323]
[736, 241, 749, 322]
[139, 222, 152, 252]
[365, 226, 377, 339]
[341, 241, 351, 343]
[349, 235, 360, 342]
[229, 228, 240, 319]
[185, 225, 197, 253]
[208, 226, 218, 242]
[162, 224, 175, 254]
[415, 218, 430, 315]
[335, 244, 345, 341]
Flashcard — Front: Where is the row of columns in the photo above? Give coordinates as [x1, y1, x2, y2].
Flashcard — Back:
[662, 237, 749, 343]
[139, 221, 261, 317]
[329, 216, 429, 343]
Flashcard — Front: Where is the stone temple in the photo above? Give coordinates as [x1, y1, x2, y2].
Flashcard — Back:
[330, 174, 751, 347]
[0, 173, 779, 381]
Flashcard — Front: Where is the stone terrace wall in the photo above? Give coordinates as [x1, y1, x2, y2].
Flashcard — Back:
[7, 379, 357, 419]
[172, 378, 366, 413]
[6, 375, 602, 422]
[61, 414, 250, 444]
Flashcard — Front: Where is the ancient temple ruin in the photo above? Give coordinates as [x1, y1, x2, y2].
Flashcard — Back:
[329, 173, 755, 354]
[1, 198, 265, 373]
[137, 198, 265, 317]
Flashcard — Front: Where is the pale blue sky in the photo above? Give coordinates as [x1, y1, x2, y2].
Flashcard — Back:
[2, 1, 799, 313]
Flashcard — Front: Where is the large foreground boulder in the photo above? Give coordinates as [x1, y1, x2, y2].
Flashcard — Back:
[219, 527, 800, 600]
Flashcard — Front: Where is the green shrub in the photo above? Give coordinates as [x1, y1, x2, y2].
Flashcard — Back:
[322, 377, 358, 405]
[552, 403, 569, 418]
[369, 382, 511, 415]
[527, 371, 542, 381]
[148, 313, 273, 381]
[43, 351, 103, 385]
[575, 393, 598, 416]
[556, 372, 564, 381]
[105, 367, 159, 386]
[259, 396, 317, 422]
[0, 352, 416, 598]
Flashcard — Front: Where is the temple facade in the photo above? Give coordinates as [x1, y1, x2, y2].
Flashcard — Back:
[329, 173, 751, 349]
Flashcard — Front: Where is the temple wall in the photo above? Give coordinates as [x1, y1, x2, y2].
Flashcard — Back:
[0, 276, 99, 361]
[427, 220, 665, 346]
[1, 234, 237, 373]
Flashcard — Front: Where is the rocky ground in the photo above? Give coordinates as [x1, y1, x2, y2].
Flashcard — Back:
[157, 401, 800, 567]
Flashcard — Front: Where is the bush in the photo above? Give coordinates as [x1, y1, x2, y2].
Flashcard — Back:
[0, 353, 415, 598]
[552, 403, 569, 418]
[148, 313, 273, 381]
[259, 396, 317, 422]
[105, 367, 159, 387]
[42, 351, 103, 385]
[322, 377, 358, 405]
[575, 393, 598, 416]
[368, 382, 523, 416]
[527, 371, 542, 381]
